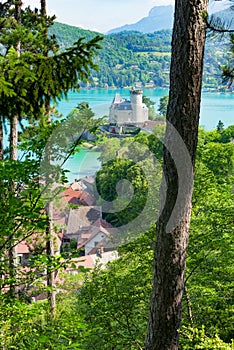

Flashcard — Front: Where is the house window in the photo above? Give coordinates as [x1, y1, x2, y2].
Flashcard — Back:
[94, 241, 99, 247]
[17, 255, 23, 265]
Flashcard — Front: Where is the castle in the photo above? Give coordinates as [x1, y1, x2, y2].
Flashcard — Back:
[109, 88, 148, 126]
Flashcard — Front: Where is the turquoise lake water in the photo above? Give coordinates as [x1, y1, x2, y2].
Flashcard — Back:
[63, 148, 101, 183]
[58, 88, 233, 182]
[57, 88, 234, 130]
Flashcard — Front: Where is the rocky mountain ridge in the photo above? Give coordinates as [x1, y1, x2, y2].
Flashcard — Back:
[108, 2, 234, 34]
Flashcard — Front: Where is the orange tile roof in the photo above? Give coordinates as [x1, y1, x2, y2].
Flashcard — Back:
[60, 188, 95, 206]
[66, 256, 94, 271]
[17, 241, 30, 254]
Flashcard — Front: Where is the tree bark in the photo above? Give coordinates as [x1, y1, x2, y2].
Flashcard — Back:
[40, 0, 47, 17]
[0, 119, 3, 160]
[46, 201, 56, 315]
[40, 0, 56, 315]
[10, 115, 18, 160]
[9, 111, 19, 296]
[145, 1, 208, 349]
[40, 0, 51, 116]
[0, 120, 3, 288]
[8, 1, 22, 296]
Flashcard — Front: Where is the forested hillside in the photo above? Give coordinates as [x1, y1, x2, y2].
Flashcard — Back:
[50, 22, 232, 90]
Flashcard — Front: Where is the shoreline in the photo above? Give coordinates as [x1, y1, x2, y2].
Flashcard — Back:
[82, 142, 98, 150]
[78, 86, 234, 94]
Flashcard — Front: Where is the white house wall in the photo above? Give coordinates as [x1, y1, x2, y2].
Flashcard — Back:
[85, 231, 107, 255]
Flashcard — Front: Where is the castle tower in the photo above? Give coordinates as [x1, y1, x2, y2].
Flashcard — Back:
[130, 89, 148, 124]
[108, 89, 148, 126]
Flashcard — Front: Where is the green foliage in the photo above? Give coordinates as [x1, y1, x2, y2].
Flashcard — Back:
[79, 126, 234, 349]
[217, 119, 225, 133]
[0, 38, 102, 120]
[180, 128, 234, 345]
[157, 94, 168, 117]
[180, 326, 234, 349]
[96, 134, 162, 227]
[0, 158, 47, 286]
[0, 3, 103, 347]
[143, 95, 158, 120]
[0, 2, 102, 125]
[197, 127, 234, 183]
[0, 125, 233, 349]
[96, 158, 147, 225]
[77, 236, 154, 349]
[98, 137, 121, 164]
[49, 23, 230, 89]
[221, 33, 234, 86]
[220, 124, 234, 143]
[0, 296, 88, 349]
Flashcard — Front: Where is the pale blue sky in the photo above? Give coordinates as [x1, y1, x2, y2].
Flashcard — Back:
[18, 0, 232, 33]
[22, 0, 173, 33]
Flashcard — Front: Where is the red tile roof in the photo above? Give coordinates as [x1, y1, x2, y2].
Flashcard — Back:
[17, 241, 30, 254]
[60, 188, 95, 206]
[66, 256, 95, 271]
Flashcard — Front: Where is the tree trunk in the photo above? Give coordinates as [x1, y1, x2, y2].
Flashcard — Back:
[0, 120, 3, 289]
[40, 0, 47, 17]
[10, 115, 18, 160]
[145, 1, 208, 349]
[40, 0, 56, 314]
[0, 119, 4, 287]
[46, 201, 56, 315]
[0, 119, 3, 160]
[40, 0, 50, 116]
[9, 116, 19, 297]
[8, 1, 22, 297]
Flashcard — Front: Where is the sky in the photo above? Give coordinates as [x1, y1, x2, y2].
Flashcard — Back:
[3, 0, 231, 33]
[20, 0, 174, 33]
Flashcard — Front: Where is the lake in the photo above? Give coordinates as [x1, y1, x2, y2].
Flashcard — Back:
[58, 88, 233, 182]
[57, 88, 234, 130]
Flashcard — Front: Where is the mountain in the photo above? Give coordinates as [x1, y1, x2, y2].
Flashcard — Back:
[49, 22, 230, 90]
[210, 5, 234, 29]
[208, 0, 234, 14]
[108, 2, 234, 34]
[107, 6, 174, 34]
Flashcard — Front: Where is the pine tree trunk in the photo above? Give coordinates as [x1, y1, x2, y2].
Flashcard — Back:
[45, 139, 56, 315]
[40, 0, 47, 17]
[0, 119, 3, 160]
[145, 1, 208, 349]
[0, 119, 3, 288]
[8, 1, 22, 297]
[46, 201, 56, 315]
[40, 0, 50, 116]
[40, 0, 56, 314]
[0, 121, 4, 288]
[10, 115, 18, 160]
[9, 116, 18, 296]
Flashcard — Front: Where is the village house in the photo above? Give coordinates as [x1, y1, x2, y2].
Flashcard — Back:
[60, 186, 95, 207]
[17, 241, 30, 266]
[65, 250, 119, 275]
[73, 175, 96, 192]
[65, 206, 102, 237]
[63, 206, 114, 256]
[77, 219, 113, 255]
[8, 175, 119, 299]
